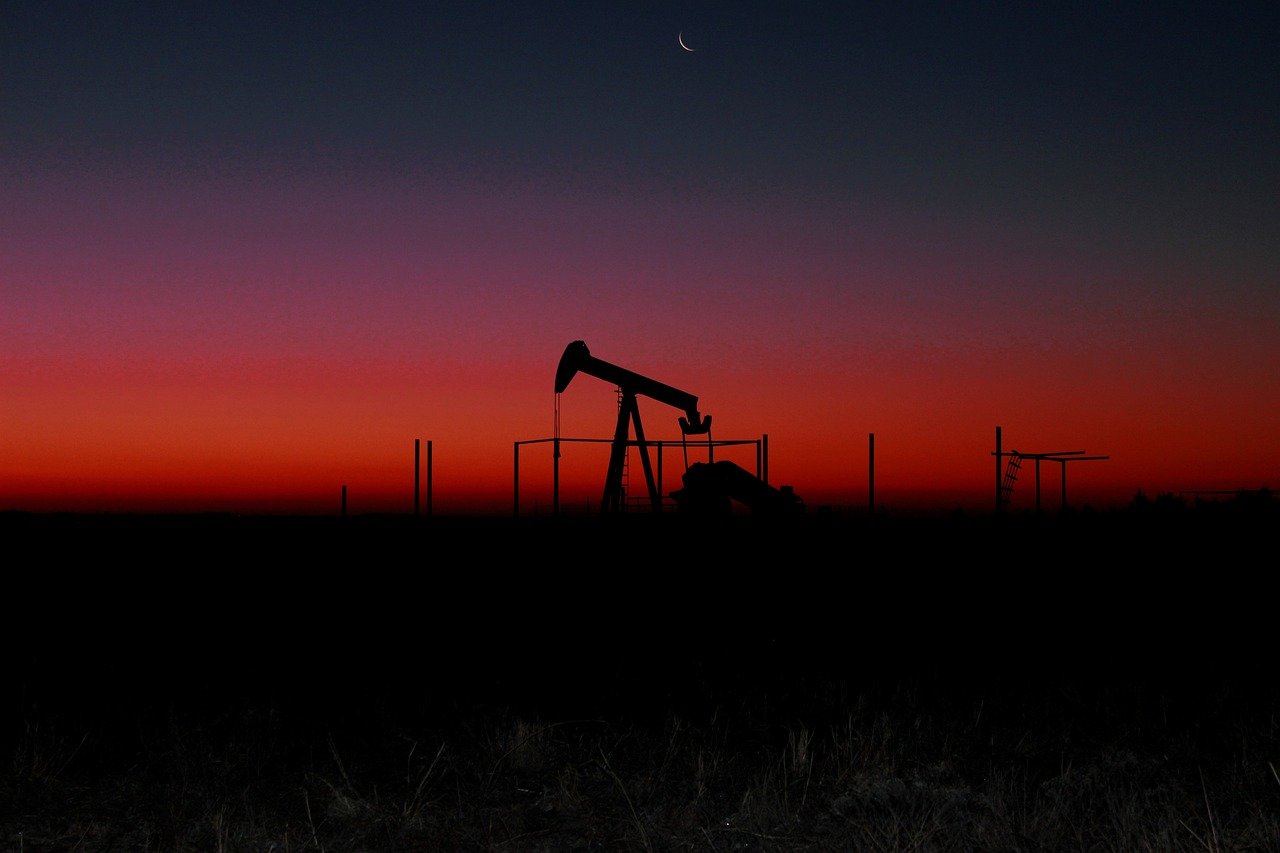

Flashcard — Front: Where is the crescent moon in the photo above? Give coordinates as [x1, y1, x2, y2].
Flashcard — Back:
[678, 31, 695, 52]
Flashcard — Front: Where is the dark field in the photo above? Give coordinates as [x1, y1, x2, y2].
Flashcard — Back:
[4, 507, 1278, 849]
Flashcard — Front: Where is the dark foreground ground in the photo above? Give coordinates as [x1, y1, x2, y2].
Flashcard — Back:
[3, 506, 1278, 849]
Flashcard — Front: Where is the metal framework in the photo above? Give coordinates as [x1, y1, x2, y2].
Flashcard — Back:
[994, 426, 1110, 512]
[513, 435, 768, 517]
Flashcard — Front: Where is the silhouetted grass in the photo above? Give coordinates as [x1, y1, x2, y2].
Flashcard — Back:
[3, 507, 1277, 849]
[6, 675, 1280, 850]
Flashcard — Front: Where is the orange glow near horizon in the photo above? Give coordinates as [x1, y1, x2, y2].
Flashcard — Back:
[5, 327, 1277, 516]
[4, 165, 1278, 517]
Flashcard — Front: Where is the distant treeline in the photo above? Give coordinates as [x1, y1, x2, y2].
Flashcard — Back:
[1128, 486, 1274, 514]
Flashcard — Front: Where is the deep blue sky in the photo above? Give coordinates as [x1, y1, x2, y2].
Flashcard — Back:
[7, 2, 1276, 236]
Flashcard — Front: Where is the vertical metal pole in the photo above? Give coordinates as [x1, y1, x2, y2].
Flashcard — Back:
[869, 432, 875, 515]
[995, 426, 1003, 513]
[763, 434, 769, 485]
[414, 438, 420, 517]
[553, 437, 560, 516]
[1035, 458, 1042, 513]
[341, 484, 347, 517]
[514, 442, 521, 517]
[427, 440, 433, 517]
[1061, 461, 1068, 510]
[657, 441, 663, 507]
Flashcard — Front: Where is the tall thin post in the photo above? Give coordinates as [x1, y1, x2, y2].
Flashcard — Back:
[552, 437, 560, 516]
[414, 438, 420, 517]
[426, 440, 433, 517]
[657, 442, 663, 507]
[341, 484, 347, 517]
[1035, 458, 1042, 513]
[514, 442, 521, 517]
[995, 426, 1003, 513]
[762, 434, 769, 485]
[869, 432, 875, 515]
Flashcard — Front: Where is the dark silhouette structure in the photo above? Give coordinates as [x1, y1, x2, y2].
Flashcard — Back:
[414, 438, 433, 517]
[868, 432, 875, 514]
[994, 427, 1110, 512]
[512, 434, 769, 517]
[549, 340, 797, 515]
[554, 340, 713, 513]
[670, 460, 804, 515]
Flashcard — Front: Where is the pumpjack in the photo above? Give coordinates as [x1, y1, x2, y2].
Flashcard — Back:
[555, 340, 711, 513]
[554, 340, 803, 515]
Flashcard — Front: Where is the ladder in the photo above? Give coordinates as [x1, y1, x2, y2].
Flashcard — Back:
[999, 453, 1022, 510]
[616, 386, 630, 511]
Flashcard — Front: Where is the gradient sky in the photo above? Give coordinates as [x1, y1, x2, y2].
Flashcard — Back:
[4, 1, 1278, 515]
